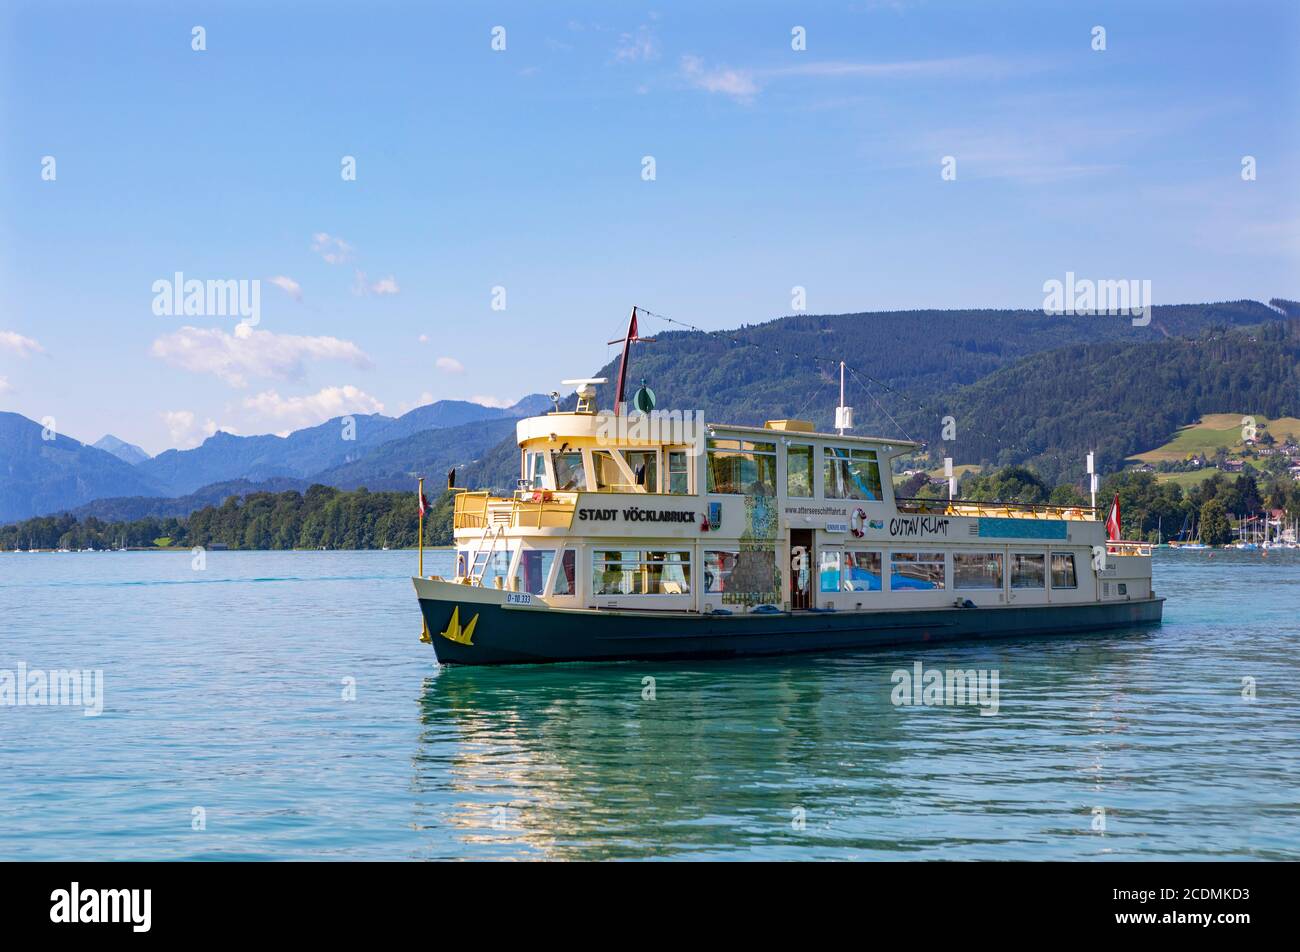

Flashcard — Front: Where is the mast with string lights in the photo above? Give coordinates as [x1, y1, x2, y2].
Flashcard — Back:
[607, 306, 655, 415]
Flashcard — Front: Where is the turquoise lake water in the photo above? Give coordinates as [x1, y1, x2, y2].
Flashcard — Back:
[1, 548, 1297, 860]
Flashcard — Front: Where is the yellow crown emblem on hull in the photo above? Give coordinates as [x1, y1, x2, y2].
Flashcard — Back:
[439, 606, 479, 646]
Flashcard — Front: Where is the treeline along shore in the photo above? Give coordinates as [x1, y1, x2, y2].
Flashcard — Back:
[1, 467, 1297, 552]
[0, 485, 457, 552]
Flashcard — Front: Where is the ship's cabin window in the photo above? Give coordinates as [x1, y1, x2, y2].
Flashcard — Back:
[787, 443, 814, 498]
[707, 438, 777, 495]
[514, 549, 554, 596]
[704, 550, 736, 593]
[593, 549, 691, 596]
[1050, 552, 1077, 589]
[1010, 553, 1046, 589]
[592, 449, 635, 493]
[523, 450, 547, 490]
[819, 549, 842, 593]
[474, 549, 511, 588]
[553, 549, 576, 596]
[843, 551, 883, 591]
[551, 450, 586, 491]
[824, 446, 883, 501]
[625, 449, 659, 492]
[890, 551, 946, 590]
[667, 450, 690, 494]
[954, 552, 1004, 590]
[705, 549, 780, 601]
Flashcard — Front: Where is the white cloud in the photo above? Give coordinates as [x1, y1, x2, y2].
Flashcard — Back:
[680, 55, 758, 102]
[436, 356, 464, 374]
[161, 410, 233, 448]
[0, 376, 11, 394]
[351, 270, 400, 297]
[471, 394, 512, 408]
[0, 330, 45, 357]
[775, 56, 1013, 81]
[243, 385, 385, 430]
[395, 390, 435, 415]
[680, 54, 1023, 103]
[418, 334, 429, 344]
[900, 94, 1182, 185]
[311, 232, 353, 265]
[614, 26, 658, 63]
[150, 323, 372, 387]
[268, 275, 302, 300]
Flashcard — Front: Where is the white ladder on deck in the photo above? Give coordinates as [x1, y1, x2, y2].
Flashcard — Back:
[468, 524, 507, 586]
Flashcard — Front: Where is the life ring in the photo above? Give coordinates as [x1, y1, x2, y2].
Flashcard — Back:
[850, 508, 867, 537]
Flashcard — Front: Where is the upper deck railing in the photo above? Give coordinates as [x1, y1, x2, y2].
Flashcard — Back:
[1105, 540, 1153, 557]
[452, 489, 578, 531]
[894, 496, 1097, 521]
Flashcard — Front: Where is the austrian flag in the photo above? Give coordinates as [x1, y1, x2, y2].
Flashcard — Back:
[418, 490, 430, 517]
[1105, 493, 1122, 541]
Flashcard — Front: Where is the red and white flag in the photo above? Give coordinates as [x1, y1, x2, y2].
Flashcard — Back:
[1105, 493, 1122, 541]
[418, 490, 430, 517]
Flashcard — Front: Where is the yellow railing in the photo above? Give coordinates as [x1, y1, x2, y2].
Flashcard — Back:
[452, 490, 491, 529]
[895, 497, 1097, 521]
[453, 490, 577, 530]
[1106, 541, 1153, 557]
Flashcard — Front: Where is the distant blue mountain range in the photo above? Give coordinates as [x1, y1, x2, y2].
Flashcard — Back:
[5, 299, 1295, 524]
[0, 394, 549, 523]
[92, 434, 151, 465]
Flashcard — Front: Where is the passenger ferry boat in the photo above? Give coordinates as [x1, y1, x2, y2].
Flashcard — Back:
[414, 324, 1162, 665]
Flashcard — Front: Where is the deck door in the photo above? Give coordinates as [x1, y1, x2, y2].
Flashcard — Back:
[790, 529, 813, 610]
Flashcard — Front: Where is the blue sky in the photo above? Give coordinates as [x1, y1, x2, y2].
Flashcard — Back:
[1, 0, 1296, 454]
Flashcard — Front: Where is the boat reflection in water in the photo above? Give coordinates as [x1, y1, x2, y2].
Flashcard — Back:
[410, 629, 1161, 861]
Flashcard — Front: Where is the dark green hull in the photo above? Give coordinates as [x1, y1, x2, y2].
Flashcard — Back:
[418, 595, 1165, 666]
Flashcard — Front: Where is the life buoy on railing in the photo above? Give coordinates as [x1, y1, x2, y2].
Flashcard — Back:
[850, 508, 867, 537]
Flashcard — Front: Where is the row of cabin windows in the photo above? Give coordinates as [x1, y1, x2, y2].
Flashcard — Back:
[814, 550, 1078, 593]
[463, 547, 578, 596]
[469, 547, 774, 598]
[593, 550, 692, 596]
[466, 546, 1077, 598]
[524, 441, 883, 499]
[706, 440, 883, 500]
[524, 449, 691, 494]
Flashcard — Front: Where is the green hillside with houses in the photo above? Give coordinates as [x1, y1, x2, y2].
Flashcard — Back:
[1126, 414, 1300, 490]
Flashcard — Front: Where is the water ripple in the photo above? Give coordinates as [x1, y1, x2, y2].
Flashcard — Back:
[0, 549, 1296, 859]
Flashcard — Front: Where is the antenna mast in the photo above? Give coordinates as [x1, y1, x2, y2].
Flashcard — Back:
[608, 306, 656, 414]
[835, 360, 853, 435]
